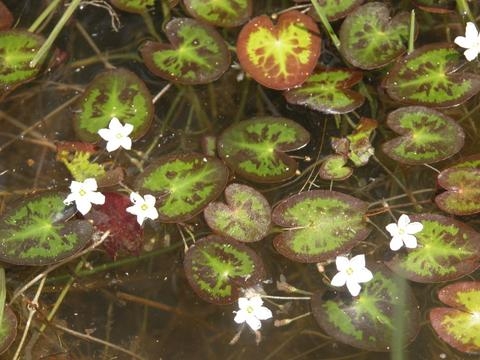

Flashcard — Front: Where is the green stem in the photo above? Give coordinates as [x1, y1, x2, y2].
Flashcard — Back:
[310, 0, 341, 50]
[28, 0, 63, 33]
[456, 0, 475, 23]
[141, 12, 161, 41]
[408, 10, 415, 54]
[30, 0, 82, 68]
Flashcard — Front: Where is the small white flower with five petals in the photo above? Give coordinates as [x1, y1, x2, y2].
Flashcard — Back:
[454, 22, 480, 61]
[97, 117, 134, 152]
[330, 254, 373, 297]
[126, 192, 159, 225]
[385, 214, 423, 251]
[233, 295, 272, 331]
[64, 178, 105, 215]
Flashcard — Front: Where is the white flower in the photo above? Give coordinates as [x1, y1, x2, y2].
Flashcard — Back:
[330, 254, 373, 297]
[64, 178, 105, 215]
[385, 214, 423, 251]
[454, 22, 480, 61]
[125, 192, 159, 225]
[97, 117, 134, 152]
[233, 295, 272, 331]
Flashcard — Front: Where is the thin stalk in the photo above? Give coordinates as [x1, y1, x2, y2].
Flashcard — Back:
[141, 12, 161, 41]
[408, 10, 415, 54]
[28, 0, 63, 33]
[456, 0, 475, 23]
[0, 268, 5, 324]
[310, 0, 341, 50]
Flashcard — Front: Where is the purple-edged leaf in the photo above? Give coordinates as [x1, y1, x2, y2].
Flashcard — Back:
[140, 18, 230, 84]
[382, 106, 464, 165]
[284, 68, 364, 114]
[430, 282, 480, 354]
[383, 43, 480, 107]
[0, 306, 17, 355]
[318, 155, 353, 181]
[183, 0, 252, 27]
[413, 0, 455, 13]
[272, 190, 370, 263]
[435, 168, 480, 216]
[385, 214, 480, 283]
[204, 183, 271, 243]
[135, 153, 228, 222]
[451, 154, 480, 170]
[217, 117, 310, 183]
[339, 2, 411, 70]
[312, 264, 420, 351]
[184, 235, 265, 304]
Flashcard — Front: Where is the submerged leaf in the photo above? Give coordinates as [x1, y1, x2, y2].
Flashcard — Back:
[183, 0, 252, 27]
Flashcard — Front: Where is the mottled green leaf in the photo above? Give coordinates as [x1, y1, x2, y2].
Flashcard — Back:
[0, 306, 17, 355]
[306, 0, 365, 21]
[110, 0, 154, 13]
[312, 264, 420, 351]
[382, 106, 464, 165]
[183, 0, 252, 27]
[184, 235, 265, 304]
[272, 190, 370, 263]
[140, 18, 230, 84]
[413, 0, 455, 13]
[0, 192, 93, 266]
[135, 153, 228, 222]
[384, 44, 480, 107]
[217, 117, 310, 183]
[204, 183, 271, 242]
[318, 155, 352, 181]
[284, 67, 364, 114]
[385, 214, 480, 283]
[73, 68, 153, 142]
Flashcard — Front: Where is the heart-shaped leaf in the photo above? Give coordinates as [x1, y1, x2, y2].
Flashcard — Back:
[135, 153, 228, 222]
[430, 281, 480, 354]
[110, 0, 154, 13]
[140, 18, 230, 84]
[385, 214, 480, 283]
[183, 0, 252, 27]
[217, 117, 310, 183]
[339, 2, 411, 70]
[383, 43, 480, 107]
[413, 0, 455, 13]
[0, 192, 93, 266]
[0, 306, 17, 355]
[272, 190, 371, 263]
[318, 155, 353, 181]
[0, 1, 13, 30]
[435, 167, 480, 216]
[236, 10, 321, 90]
[73, 68, 153, 142]
[184, 235, 265, 304]
[283, 67, 364, 114]
[381, 106, 464, 165]
[312, 264, 420, 351]
[204, 183, 271, 243]
[0, 30, 45, 96]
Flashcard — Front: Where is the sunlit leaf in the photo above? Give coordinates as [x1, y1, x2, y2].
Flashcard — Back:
[318, 155, 353, 181]
[183, 0, 252, 27]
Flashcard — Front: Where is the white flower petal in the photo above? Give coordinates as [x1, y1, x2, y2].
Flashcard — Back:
[331, 272, 347, 287]
[123, 123, 134, 135]
[245, 316, 262, 331]
[144, 194, 156, 206]
[105, 139, 121, 152]
[464, 47, 479, 61]
[69, 180, 83, 192]
[403, 234, 418, 249]
[119, 137, 132, 150]
[249, 296, 263, 309]
[87, 191, 105, 205]
[129, 192, 143, 203]
[254, 306, 272, 321]
[349, 254, 366, 270]
[234, 310, 247, 324]
[465, 22, 479, 42]
[98, 128, 112, 141]
[83, 178, 98, 191]
[406, 221, 423, 234]
[346, 280, 361, 297]
[335, 256, 350, 271]
[385, 223, 399, 237]
[390, 236, 404, 251]
[454, 35, 472, 49]
[109, 117, 122, 129]
[76, 199, 92, 215]
[63, 193, 77, 205]
[397, 214, 410, 228]
[145, 206, 159, 221]
[355, 267, 373, 283]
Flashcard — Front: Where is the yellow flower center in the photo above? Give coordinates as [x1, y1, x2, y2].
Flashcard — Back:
[246, 305, 254, 314]
[346, 267, 354, 275]
[79, 189, 86, 196]
[141, 203, 148, 211]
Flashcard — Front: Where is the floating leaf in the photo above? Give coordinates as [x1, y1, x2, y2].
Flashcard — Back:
[450, 153, 480, 169]
[312, 264, 420, 351]
[382, 106, 464, 165]
[413, 0, 455, 13]
[339, 2, 411, 70]
[283, 67, 364, 114]
[183, 0, 252, 27]
[184, 235, 265, 304]
[435, 167, 480, 216]
[0, 30, 45, 96]
[204, 183, 271, 243]
[0, 192, 93, 265]
[73, 68, 153, 142]
[318, 155, 353, 181]
[430, 281, 480, 354]
[140, 18, 230, 84]
[385, 214, 480, 283]
[0, 306, 17, 355]
[236, 10, 321, 90]
[217, 117, 310, 183]
[110, 0, 154, 13]
[272, 190, 370, 263]
[383, 43, 480, 107]
[0, 1, 13, 30]
[135, 153, 228, 222]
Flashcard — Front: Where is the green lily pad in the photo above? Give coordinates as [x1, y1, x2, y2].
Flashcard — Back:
[312, 264, 420, 351]
[140, 18, 230, 84]
[217, 117, 310, 183]
[0, 30, 45, 96]
[430, 281, 480, 354]
[135, 153, 228, 222]
[385, 214, 480, 283]
[183, 0, 252, 27]
[0, 306, 17, 355]
[184, 235, 265, 304]
[305, 0, 365, 21]
[339, 2, 411, 70]
[236, 10, 321, 90]
[435, 167, 480, 216]
[110, 0, 154, 13]
[0, 192, 93, 266]
[383, 43, 480, 107]
[204, 183, 271, 243]
[413, 0, 455, 13]
[318, 155, 353, 181]
[381, 106, 464, 165]
[283, 67, 364, 114]
[73, 68, 153, 143]
[272, 190, 371, 263]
